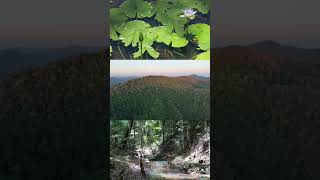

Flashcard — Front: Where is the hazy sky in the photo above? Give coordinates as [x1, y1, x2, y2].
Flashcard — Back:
[110, 60, 210, 77]
[0, 0, 105, 48]
[214, 0, 320, 48]
[2, 0, 319, 49]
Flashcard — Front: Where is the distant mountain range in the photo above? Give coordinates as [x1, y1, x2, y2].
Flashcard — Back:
[189, 74, 210, 81]
[225, 40, 320, 60]
[0, 46, 101, 75]
[110, 76, 139, 86]
[110, 74, 210, 86]
[110, 75, 210, 120]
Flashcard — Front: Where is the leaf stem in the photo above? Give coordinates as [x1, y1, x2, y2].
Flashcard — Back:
[117, 45, 126, 60]
[172, 50, 185, 57]
[168, 50, 174, 59]
[140, 42, 143, 59]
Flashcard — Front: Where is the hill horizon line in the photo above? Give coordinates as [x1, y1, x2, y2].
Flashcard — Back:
[217, 40, 320, 50]
[110, 74, 210, 78]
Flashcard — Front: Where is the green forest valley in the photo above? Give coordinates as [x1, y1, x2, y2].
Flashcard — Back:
[110, 120, 210, 179]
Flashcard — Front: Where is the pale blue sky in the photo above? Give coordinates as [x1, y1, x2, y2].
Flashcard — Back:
[110, 60, 210, 77]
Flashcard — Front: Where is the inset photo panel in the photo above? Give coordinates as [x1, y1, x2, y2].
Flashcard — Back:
[110, 60, 210, 121]
[110, 119, 210, 179]
[110, 0, 210, 60]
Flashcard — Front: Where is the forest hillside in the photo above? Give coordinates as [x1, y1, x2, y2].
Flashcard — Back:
[110, 76, 138, 86]
[214, 44, 320, 179]
[0, 47, 100, 75]
[110, 75, 210, 120]
[0, 52, 107, 179]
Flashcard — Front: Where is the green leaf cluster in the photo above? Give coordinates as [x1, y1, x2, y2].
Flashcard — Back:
[154, 0, 209, 35]
[110, 8, 128, 40]
[110, 0, 211, 59]
[120, 0, 154, 18]
[188, 24, 210, 60]
[195, 50, 210, 60]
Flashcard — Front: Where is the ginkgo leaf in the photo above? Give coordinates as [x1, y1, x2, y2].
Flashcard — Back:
[118, 20, 152, 47]
[154, 26, 172, 44]
[132, 28, 160, 59]
[170, 33, 189, 47]
[118, 20, 160, 59]
[110, 28, 118, 41]
[154, 0, 188, 35]
[110, 8, 128, 40]
[187, 23, 210, 51]
[133, 43, 160, 59]
[154, 26, 188, 48]
[120, 0, 154, 18]
[195, 50, 210, 60]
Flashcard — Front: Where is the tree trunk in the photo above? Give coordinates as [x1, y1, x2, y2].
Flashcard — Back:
[122, 120, 133, 149]
[186, 123, 190, 149]
[133, 121, 135, 139]
[139, 151, 146, 179]
[114, 137, 118, 148]
[140, 121, 143, 148]
[162, 120, 165, 143]
[182, 120, 184, 150]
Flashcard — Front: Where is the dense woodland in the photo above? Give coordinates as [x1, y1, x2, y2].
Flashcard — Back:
[110, 120, 210, 179]
[214, 44, 320, 179]
[110, 75, 210, 121]
[1, 41, 320, 179]
[0, 53, 107, 179]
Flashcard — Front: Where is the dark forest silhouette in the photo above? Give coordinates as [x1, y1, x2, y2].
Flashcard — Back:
[214, 42, 320, 179]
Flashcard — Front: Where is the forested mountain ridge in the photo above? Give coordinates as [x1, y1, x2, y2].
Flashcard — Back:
[248, 40, 320, 59]
[0, 46, 101, 74]
[0, 52, 107, 179]
[111, 75, 210, 120]
[112, 75, 209, 89]
[189, 74, 210, 81]
[110, 76, 139, 86]
[214, 45, 320, 179]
